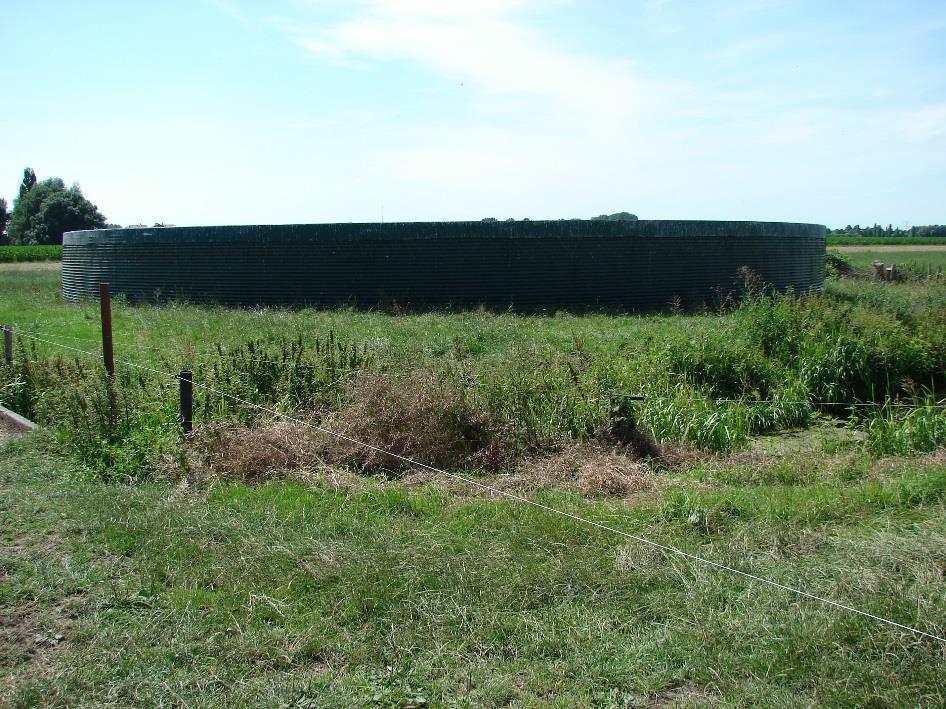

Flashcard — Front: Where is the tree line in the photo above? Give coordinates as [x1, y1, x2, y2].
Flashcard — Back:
[0, 167, 108, 246]
[830, 223, 946, 238]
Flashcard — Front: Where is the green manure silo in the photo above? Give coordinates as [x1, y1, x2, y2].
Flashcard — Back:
[62, 220, 826, 311]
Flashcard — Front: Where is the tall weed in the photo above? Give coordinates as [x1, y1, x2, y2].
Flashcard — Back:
[862, 400, 946, 456]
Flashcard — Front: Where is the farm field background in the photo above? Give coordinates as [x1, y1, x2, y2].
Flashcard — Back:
[831, 244, 946, 273]
[1, 263, 945, 706]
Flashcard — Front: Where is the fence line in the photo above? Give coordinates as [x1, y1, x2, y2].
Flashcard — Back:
[8, 328, 946, 646]
[9, 324, 946, 411]
[9, 323, 375, 371]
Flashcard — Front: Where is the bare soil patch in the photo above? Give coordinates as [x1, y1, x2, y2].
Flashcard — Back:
[0, 417, 25, 445]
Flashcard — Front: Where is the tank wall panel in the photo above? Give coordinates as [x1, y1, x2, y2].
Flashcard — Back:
[62, 220, 826, 311]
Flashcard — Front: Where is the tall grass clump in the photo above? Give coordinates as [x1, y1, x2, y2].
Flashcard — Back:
[862, 399, 946, 456]
[636, 384, 750, 451]
[458, 348, 611, 451]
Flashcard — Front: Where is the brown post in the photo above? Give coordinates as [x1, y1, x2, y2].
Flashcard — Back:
[99, 283, 115, 379]
[3, 326, 12, 366]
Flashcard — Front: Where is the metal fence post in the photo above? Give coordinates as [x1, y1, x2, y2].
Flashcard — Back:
[3, 325, 12, 366]
[99, 283, 114, 379]
[179, 370, 193, 436]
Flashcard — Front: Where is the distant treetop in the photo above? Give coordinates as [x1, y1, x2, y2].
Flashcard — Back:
[592, 212, 639, 222]
[830, 223, 946, 238]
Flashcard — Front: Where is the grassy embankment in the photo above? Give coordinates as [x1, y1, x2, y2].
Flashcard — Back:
[1, 265, 945, 706]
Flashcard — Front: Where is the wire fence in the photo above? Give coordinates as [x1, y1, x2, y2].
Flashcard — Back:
[3, 326, 945, 645]
[7, 324, 945, 411]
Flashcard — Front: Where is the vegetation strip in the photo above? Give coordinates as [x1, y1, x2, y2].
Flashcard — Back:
[0, 245, 62, 263]
[14, 328, 946, 646]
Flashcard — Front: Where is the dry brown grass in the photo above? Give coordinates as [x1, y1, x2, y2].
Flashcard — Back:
[186, 421, 359, 491]
[319, 371, 506, 474]
[513, 444, 656, 497]
[190, 420, 315, 481]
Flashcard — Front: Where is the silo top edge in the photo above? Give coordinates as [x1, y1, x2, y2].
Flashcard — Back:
[64, 220, 827, 246]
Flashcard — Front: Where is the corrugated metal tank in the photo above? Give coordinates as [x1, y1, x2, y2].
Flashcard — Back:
[62, 220, 826, 311]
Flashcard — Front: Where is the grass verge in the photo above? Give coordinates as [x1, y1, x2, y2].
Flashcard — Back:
[1, 433, 945, 706]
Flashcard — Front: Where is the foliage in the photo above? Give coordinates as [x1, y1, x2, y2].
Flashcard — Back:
[592, 211, 639, 221]
[2, 268, 946, 476]
[17, 166, 36, 201]
[862, 399, 946, 456]
[829, 223, 946, 239]
[0, 197, 8, 244]
[8, 172, 106, 245]
[199, 332, 371, 421]
[825, 251, 855, 277]
[1, 347, 177, 480]
[0, 245, 62, 262]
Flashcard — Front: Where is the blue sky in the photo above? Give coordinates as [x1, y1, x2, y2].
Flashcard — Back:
[2, 0, 944, 228]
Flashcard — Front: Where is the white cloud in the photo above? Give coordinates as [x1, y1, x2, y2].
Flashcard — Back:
[288, 0, 647, 120]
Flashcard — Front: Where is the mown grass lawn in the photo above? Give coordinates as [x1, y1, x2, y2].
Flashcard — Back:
[2, 431, 945, 707]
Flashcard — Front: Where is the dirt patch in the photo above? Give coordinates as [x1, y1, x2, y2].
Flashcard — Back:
[0, 417, 26, 445]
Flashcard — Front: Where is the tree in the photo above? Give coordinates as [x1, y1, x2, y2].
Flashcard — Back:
[8, 174, 106, 245]
[18, 167, 36, 202]
[31, 189, 107, 244]
[0, 198, 9, 244]
[592, 211, 639, 221]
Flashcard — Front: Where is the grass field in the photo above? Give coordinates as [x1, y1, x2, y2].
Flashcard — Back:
[2, 264, 945, 706]
[831, 245, 946, 274]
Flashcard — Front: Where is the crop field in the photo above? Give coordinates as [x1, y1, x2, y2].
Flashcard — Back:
[1, 264, 945, 706]
[0, 245, 62, 263]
